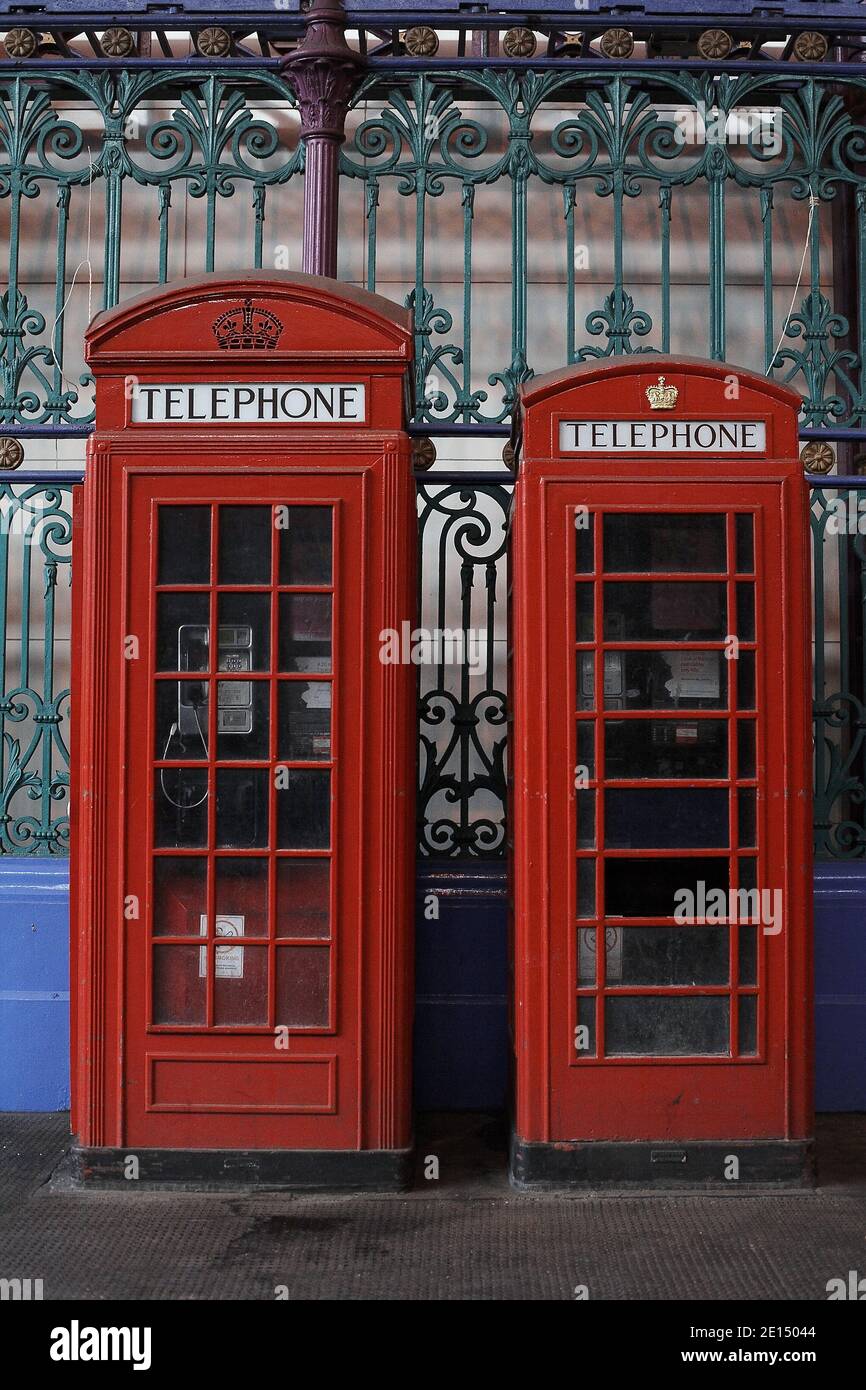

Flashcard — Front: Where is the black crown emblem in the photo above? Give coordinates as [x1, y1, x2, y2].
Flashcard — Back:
[213, 298, 283, 350]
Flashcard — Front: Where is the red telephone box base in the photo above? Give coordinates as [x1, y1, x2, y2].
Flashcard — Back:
[510, 1137, 814, 1190]
[67, 1142, 413, 1192]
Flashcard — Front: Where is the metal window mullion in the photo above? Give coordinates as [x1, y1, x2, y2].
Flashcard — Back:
[660, 183, 672, 355]
[708, 156, 726, 360]
[365, 177, 379, 293]
[564, 183, 576, 364]
[157, 182, 171, 284]
[461, 180, 475, 421]
[52, 184, 71, 416]
[761, 187, 775, 371]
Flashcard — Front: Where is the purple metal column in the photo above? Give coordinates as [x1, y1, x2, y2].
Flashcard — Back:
[283, 0, 363, 279]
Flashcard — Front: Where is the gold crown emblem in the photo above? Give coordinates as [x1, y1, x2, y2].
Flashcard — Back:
[213, 298, 283, 350]
[645, 375, 678, 410]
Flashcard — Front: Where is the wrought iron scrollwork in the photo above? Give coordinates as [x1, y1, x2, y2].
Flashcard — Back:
[416, 481, 510, 858]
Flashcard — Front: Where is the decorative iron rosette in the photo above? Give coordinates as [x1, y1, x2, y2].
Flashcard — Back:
[196, 27, 232, 58]
[800, 441, 835, 474]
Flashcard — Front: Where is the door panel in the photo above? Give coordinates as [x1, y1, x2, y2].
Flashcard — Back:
[124, 476, 364, 1148]
[546, 485, 788, 1140]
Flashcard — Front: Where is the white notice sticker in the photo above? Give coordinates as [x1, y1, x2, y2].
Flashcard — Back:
[199, 915, 245, 979]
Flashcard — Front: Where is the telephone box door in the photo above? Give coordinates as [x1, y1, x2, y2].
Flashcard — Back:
[541, 484, 798, 1140]
[124, 470, 366, 1150]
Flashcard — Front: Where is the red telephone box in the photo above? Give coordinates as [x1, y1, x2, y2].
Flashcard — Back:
[510, 357, 813, 1185]
[71, 273, 416, 1188]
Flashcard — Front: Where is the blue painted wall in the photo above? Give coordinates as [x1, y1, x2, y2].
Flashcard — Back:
[0, 859, 70, 1111]
[0, 857, 861, 1112]
[414, 863, 508, 1111]
[814, 862, 866, 1112]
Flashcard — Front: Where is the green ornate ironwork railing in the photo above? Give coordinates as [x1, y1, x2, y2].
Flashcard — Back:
[5, 61, 866, 856]
[2, 65, 866, 428]
[1, 69, 303, 426]
[342, 68, 866, 428]
[1, 471, 863, 859]
[0, 478, 73, 854]
[811, 480, 866, 860]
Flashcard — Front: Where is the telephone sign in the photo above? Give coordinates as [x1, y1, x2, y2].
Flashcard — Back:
[510, 357, 813, 1186]
[71, 273, 416, 1188]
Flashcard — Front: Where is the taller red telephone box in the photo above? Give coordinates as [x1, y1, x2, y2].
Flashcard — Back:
[510, 357, 813, 1186]
[71, 273, 416, 1188]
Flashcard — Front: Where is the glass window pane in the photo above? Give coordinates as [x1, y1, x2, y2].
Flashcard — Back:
[736, 583, 755, 641]
[738, 925, 757, 986]
[217, 594, 270, 672]
[154, 768, 208, 848]
[216, 682, 270, 759]
[214, 946, 268, 1026]
[277, 769, 331, 849]
[605, 996, 730, 1056]
[604, 651, 726, 710]
[275, 947, 330, 1026]
[279, 595, 332, 673]
[575, 514, 594, 573]
[576, 995, 596, 1056]
[278, 681, 332, 761]
[576, 720, 595, 779]
[577, 926, 598, 985]
[605, 718, 727, 778]
[739, 857, 758, 891]
[215, 858, 268, 938]
[157, 593, 209, 672]
[276, 859, 330, 939]
[613, 926, 729, 986]
[216, 769, 269, 849]
[737, 720, 756, 777]
[279, 507, 333, 585]
[156, 681, 208, 761]
[605, 788, 729, 849]
[739, 995, 758, 1054]
[735, 515, 754, 573]
[604, 582, 726, 640]
[153, 857, 206, 936]
[577, 652, 595, 710]
[738, 650, 756, 709]
[605, 855, 729, 918]
[603, 514, 726, 573]
[575, 583, 594, 641]
[153, 946, 206, 1024]
[577, 858, 595, 919]
[218, 506, 272, 584]
[158, 506, 210, 585]
[576, 790, 595, 848]
[738, 788, 757, 847]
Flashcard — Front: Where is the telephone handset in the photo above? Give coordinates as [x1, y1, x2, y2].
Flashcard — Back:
[178, 623, 254, 737]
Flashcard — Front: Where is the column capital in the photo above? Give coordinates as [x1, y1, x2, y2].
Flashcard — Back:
[283, 0, 364, 141]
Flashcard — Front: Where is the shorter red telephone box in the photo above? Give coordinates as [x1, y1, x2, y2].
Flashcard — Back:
[71, 272, 416, 1188]
[510, 357, 813, 1185]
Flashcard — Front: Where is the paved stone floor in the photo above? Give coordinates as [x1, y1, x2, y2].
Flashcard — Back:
[0, 1111, 864, 1300]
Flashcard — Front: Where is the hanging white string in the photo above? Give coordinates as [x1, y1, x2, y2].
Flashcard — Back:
[48, 145, 95, 398]
[768, 193, 819, 375]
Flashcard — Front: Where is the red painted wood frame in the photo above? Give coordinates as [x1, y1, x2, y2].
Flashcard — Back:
[72, 273, 415, 1153]
[511, 358, 812, 1144]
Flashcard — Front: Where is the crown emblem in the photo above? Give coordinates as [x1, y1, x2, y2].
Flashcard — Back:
[212, 298, 283, 350]
[645, 376, 678, 410]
